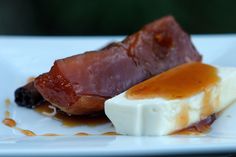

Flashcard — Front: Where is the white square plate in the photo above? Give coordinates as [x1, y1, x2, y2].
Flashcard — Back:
[1, 35, 236, 156]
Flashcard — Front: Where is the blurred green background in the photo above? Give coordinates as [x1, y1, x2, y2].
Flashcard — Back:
[0, 0, 236, 35]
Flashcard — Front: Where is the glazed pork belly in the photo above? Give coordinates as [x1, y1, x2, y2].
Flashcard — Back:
[16, 16, 201, 115]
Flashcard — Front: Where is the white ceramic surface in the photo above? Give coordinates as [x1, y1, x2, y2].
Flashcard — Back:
[1, 35, 236, 156]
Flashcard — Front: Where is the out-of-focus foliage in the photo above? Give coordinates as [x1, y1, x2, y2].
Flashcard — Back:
[0, 0, 235, 35]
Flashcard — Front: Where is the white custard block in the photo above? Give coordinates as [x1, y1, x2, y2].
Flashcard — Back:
[105, 67, 236, 136]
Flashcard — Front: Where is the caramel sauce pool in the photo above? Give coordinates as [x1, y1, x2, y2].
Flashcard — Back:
[126, 62, 220, 100]
[35, 102, 110, 127]
[3, 99, 116, 137]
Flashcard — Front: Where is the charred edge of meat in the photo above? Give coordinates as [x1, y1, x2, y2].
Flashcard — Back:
[15, 82, 44, 108]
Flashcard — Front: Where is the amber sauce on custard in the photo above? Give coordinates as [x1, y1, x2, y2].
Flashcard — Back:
[126, 62, 220, 100]
[126, 62, 220, 135]
[35, 102, 110, 127]
[175, 104, 189, 128]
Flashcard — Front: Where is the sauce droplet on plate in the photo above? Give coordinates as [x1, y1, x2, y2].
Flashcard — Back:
[75, 132, 90, 136]
[5, 98, 11, 106]
[101, 132, 119, 136]
[19, 129, 36, 136]
[41, 133, 62, 136]
[5, 111, 10, 118]
[2, 118, 16, 127]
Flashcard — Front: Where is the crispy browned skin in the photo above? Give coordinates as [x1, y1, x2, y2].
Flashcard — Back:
[34, 16, 201, 115]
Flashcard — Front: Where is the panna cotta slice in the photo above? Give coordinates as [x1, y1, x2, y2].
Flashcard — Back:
[105, 62, 236, 136]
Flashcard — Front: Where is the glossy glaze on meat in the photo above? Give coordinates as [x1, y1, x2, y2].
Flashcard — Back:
[34, 16, 202, 115]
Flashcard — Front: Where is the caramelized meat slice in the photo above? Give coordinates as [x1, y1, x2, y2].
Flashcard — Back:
[34, 16, 201, 115]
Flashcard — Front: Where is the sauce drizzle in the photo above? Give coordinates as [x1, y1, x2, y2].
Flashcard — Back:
[102, 132, 119, 136]
[3, 98, 117, 137]
[176, 104, 189, 128]
[173, 114, 216, 135]
[5, 99, 10, 106]
[126, 62, 220, 100]
[41, 133, 62, 136]
[18, 129, 36, 136]
[75, 132, 90, 136]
